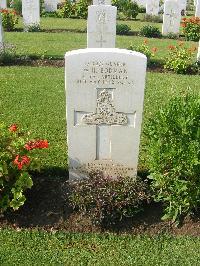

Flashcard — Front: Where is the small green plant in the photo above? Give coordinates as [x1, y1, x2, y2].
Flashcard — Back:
[142, 14, 163, 23]
[129, 39, 158, 63]
[0, 43, 17, 65]
[41, 11, 60, 18]
[68, 171, 149, 225]
[116, 23, 131, 35]
[0, 123, 49, 212]
[26, 24, 41, 32]
[140, 25, 161, 38]
[164, 42, 198, 74]
[0, 8, 19, 31]
[181, 17, 200, 42]
[166, 32, 179, 39]
[146, 92, 200, 223]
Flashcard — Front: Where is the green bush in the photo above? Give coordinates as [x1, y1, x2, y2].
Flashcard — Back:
[75, 0, 89, 19]
[0, 123, 49, 212]
[60, 0, 75, 18]
[181, 17, 200, 42]
[11, 0, 22, 15]
[129, 39, 158, 64]
[146, 92, 200, 223]
[140, 25, 161, 38]
[26, 24, 41, 32]
[116, 23, 131, 35]
[0, 9, 19, 31]
[112, 0, 139, 20]
[141, 14, 163, 23]
[68, 171, 150, 225]
[164, 43, 198, 74]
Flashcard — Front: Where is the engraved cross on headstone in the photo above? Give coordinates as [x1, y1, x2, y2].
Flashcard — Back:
[166, 9, 178, 27]
[74, 88, 136, 160]
[96, 10, 108, 47]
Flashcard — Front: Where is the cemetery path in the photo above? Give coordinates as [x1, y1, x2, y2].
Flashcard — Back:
[0, 172, 200, 236]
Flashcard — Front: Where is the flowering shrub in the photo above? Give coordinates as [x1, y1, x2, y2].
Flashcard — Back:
[0, 9, 19, 31]
[0, 123, 48, 212]
[129, 39, 158, 63]
[140, 25, 161, 38]
[68, 171, 150, 226]
[146, 92, 200, 223]
[181, 17, 200, 42]
[164, 42, 198, 74]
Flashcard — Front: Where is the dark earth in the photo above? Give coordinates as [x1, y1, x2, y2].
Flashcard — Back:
[1, 169, 200, 236]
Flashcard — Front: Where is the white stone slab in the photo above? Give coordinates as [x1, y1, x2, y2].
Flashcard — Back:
[195, 0, 200, 17]
[0, 13, 3, 47]
[22, 0, 40, 29]
[0, 0, 7, 9]
[197, 40, 200, 62]
[44, 0, 58, 12]
[87, 5, 117, 48]
[146, 0, 160, 16]
[65, 48, 147, 180]
[93, 0, 111, 5]
[162, 0, 181, 35]
[180, 0, 187, 11]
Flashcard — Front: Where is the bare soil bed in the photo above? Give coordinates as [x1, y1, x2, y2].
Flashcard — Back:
[1, 171, 200, 236]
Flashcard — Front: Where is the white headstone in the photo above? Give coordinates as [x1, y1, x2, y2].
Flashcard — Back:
[65, 48, 147, 180]
[22, 0, 40, 29]
[0, 0, 7, 9]
[87, 5, 117, 48]
[195, 0, 200, 17]
[180, 0, 187, 11]
[44, 0, 58, 12]
[162, 0, 181, 36]
[197, 40, 200, 62]
[0, 13, 3, 47]
[93, 0, 111, 5]
[146, 0, 160, 16]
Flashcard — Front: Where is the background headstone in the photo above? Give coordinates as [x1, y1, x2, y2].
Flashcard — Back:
[22, 0, 40, 29]
[0, 0, 7, 9]
[195, 0, 200, 17]
[162, 0, 181, 36]
[44, 0, 58, 12]
[146, 0, 160, 16]
[93, 0, 111, 5]
[87, 4, 117, 48]
[65, 48, 147, 180]
[197, 40, 200, 62]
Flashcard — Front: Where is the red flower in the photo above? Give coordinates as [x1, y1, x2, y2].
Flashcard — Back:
[152, 47, 158, 53]
[168, 45, 175, 50]
[9, 124, 18, 132]
[13, 155, 31, 170]
[25, 140, 49, 151]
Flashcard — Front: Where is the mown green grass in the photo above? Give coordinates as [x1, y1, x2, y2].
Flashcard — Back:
[0, 67, 199, 170]
[16, 16, 162, 32]
[0, 229, 200, 265]
[4, 31, 198, 60]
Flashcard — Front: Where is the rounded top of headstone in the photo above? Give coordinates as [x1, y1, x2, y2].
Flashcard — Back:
[65, 48, 147, 61]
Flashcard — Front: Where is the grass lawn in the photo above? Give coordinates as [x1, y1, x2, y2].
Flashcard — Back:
[0, 229, 200, 265]
[16, 16, 163, 32]
[0, 66, 199, 170]
[4, 31, 198, 61]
